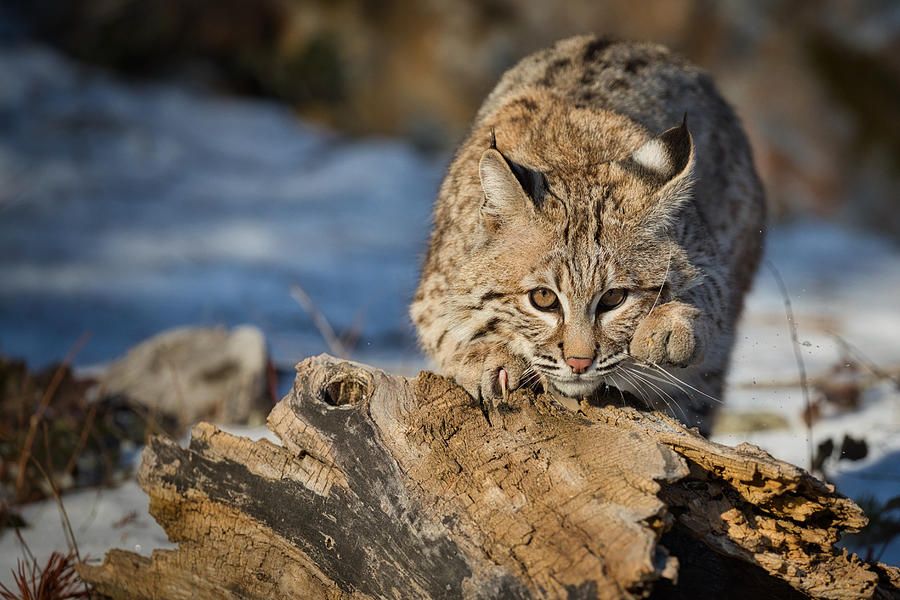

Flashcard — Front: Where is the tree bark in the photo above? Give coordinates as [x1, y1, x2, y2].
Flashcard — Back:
[77, 354, 900, 599]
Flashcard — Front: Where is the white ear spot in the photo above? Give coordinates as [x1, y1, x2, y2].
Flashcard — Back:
[632, 138, 671, 175]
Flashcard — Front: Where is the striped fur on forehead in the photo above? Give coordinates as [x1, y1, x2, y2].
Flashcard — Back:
[534, 171, 673, 295]
[549, 239, 610, 298]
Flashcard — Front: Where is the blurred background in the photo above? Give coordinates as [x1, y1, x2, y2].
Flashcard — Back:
[10, 0, 900, 221]
[2, 0, 900, 369]
[1, 0, 899, 578]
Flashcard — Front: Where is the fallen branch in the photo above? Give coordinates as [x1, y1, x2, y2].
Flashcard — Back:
[78, 355, 900, 599]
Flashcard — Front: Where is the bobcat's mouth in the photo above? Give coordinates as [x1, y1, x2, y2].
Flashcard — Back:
[545, 374, 604, 398]
[539, 352, 627, 399]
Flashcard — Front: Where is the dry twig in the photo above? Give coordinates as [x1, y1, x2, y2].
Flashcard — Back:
[766, 261, 814, 472]
[289, 284, 348, 358]
[15, 334, 90, 499]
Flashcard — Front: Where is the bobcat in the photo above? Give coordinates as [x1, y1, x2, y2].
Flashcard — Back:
[411, 35, 765, 432]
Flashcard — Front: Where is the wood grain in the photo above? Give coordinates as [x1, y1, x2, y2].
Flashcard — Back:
[78, 355, 900, 599]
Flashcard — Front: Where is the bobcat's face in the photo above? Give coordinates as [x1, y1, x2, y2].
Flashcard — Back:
[509, 241, 671, 397]
[472, 205, 687, 398]
[466, 119, 698, 398]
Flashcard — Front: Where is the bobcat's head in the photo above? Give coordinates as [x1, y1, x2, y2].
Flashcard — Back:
[464, 115, 700, 398]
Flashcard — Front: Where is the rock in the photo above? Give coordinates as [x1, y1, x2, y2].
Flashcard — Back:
[100, 325, 268, 427]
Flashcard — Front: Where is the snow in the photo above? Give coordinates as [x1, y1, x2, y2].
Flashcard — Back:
[7, 482, 175, 573]
[0, 42, 439, 374]
[1, 39, 898, 583]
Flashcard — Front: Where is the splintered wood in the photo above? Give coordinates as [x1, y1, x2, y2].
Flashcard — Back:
[77, 355, 900, 600]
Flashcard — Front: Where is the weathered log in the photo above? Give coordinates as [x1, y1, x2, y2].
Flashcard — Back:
[77, 355, 900, 599]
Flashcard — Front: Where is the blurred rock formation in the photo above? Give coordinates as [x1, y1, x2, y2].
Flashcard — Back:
[101, 325, 269, 428]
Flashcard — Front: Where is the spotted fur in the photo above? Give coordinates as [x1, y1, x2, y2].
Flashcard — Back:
[411, 35, 765, 432]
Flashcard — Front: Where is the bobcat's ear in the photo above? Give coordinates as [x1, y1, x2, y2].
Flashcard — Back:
[629, 117, 693, 185]
[624, 118, 695, 231]
[479, 148, 545, 232]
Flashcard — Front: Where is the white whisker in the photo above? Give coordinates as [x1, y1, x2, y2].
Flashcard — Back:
[517, 365, 535, 387]
[646, 247, 673, 318]
[520, 368, 542, 390]
[615, 369, 655, 411]
[627, 363, 689, 392]
[631, 358, 723, 405]
[623, 365, 689, 423]
[605, 373, 628, 407]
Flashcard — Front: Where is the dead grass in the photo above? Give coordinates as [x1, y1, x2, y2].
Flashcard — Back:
[15, 336, 90, 499]
[0, 552, 93, 600]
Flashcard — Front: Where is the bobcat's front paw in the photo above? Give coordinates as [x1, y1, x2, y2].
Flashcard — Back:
[630, 301, 705, 368]
[453, 348, 528, 408]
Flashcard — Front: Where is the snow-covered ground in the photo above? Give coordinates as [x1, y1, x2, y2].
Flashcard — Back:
[0, 42, 439, 376]
[1, 39, 898, 582]
[723, 223, 900, 519]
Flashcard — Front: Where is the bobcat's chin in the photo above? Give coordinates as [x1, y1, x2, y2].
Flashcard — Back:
[547, 376, 603, 398]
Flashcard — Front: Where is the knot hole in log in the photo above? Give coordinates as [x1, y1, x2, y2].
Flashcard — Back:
[321, 371, 372, 407]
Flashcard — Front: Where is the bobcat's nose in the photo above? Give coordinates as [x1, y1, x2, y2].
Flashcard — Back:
[565, 356, 594, 374]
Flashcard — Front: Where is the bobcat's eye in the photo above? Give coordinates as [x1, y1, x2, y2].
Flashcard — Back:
[597, 288, 627, 312]
[529, 288, 559, 311]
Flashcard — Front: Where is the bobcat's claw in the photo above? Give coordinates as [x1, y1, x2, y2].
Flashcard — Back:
[498, 368, 509, 404]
